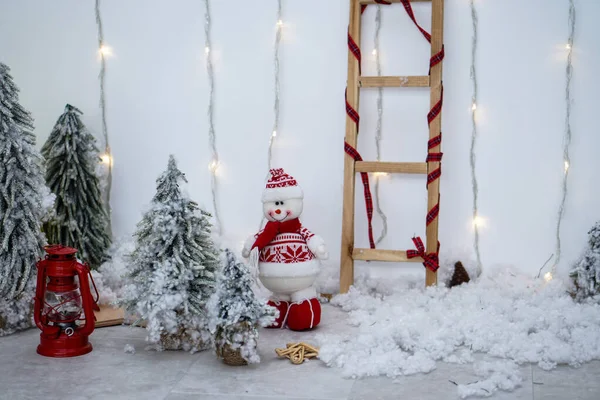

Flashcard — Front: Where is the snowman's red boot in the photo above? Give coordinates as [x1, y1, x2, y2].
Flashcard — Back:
[287, 298, 321, 331]
[264, 300, 289, 329]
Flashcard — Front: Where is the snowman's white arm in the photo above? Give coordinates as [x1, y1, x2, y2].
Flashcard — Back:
[242, 230, 262, 258]
[301, 228, 328, 259]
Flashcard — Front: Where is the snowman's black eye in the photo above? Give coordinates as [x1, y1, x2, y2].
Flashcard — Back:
[280, 201, 285, 205]
[275, 201, 280, 206]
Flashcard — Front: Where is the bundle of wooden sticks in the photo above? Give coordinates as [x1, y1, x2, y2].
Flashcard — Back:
[275, 342, 319, 364]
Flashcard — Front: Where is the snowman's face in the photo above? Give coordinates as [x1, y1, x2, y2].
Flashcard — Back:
[263, 197, 303, 222]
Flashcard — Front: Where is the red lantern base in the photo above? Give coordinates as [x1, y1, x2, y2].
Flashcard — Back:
[37, 332, 93, 358]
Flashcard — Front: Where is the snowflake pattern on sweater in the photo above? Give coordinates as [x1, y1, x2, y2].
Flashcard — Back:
[255, 226, 315, 263]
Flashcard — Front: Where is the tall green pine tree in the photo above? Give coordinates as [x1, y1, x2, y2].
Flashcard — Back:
[0, 62, 48, 335]
[120, 155, 220, 352]
[41, 104, 111, 269]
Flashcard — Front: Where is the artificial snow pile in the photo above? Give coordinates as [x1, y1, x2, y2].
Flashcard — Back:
[316, 266, 600, 398]
[123, 344, 136, 354]
[93, 237, 135, 305]
[455, 360, 523, 398]
[315, 245, 481, 296]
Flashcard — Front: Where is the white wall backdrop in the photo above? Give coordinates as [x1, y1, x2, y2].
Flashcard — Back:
[1, 0, 599, 282]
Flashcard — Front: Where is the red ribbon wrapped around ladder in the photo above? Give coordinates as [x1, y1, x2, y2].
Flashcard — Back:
[346, 0, 445, 256]
[407, 236, 440, 272]
[344, 141, 376, 249]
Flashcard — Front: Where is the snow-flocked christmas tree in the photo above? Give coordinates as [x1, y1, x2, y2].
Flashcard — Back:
[0, 62, 52, 336]
[570, 221, 600, 301]
[119, 155, 220, 352]
[208, 249, 277, 365]
[41, 104, 111, 269]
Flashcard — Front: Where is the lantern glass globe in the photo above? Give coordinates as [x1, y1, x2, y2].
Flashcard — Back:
[43, 289, 83, 323]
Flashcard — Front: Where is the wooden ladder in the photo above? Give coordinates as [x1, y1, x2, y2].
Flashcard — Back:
[340, 0, 445, 293]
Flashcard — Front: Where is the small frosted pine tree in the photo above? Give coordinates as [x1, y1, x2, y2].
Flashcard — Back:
[208, 249, 277, 364]
[41, 104, 111, 269]
[119, 155, 220, 352]
[570, 221, 600, 301]
[0, 62, 51, 336]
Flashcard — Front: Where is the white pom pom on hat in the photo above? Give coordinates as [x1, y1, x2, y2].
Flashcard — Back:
[261, 168, 303, 203]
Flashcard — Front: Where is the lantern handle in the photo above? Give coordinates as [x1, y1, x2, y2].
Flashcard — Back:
[73, 262, 97, 336]
[85, 262, 101, 311]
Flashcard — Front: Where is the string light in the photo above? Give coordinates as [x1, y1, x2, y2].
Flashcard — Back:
[203, 0, 223, 236]
[544, 272, 553, 282]
[267, 0, 283, 170]
[472, 215, 486, 228]
[373, 5, 388, 246]
[258, 0, 284, 232]
[98, 44, 113, 57]
[95, 0, 113, 238]
[551, 0, 576, 275]
[100, 153, 112, 165]
[255, 1, 287, 234]
[469, 0, 482, 274]
[208, 159, 219, 173]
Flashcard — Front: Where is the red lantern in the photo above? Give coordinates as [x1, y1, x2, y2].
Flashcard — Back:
[34, 245, 100, 357]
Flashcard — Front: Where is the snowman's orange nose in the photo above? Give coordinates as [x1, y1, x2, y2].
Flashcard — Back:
[275, 209, 281, 214]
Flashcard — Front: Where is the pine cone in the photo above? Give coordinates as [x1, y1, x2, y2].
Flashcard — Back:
[449, 261, 470, 287]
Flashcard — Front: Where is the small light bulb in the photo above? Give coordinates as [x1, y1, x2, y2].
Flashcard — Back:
[100, 154, 111, 165]
[208, 160, 219, 173]
[272, 130, 277, 137]
[277, 19, 283, 27]
[472, 215, 485, 227]
[472, 103, 477, 111]
[373, 172, 388, 178]
[372, 49, 377, 56]
[544, 272, 553, 282]
[98, 44, 113, 57]
[566, 43, 571, 50]
[564, 161, 569, 171]
[205, 46, 210, 54]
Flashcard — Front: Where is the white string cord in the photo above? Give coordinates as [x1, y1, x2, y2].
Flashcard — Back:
[258, 0, 283, 232]
[373, 5, 388, 245]
[203, 0, 223, 236]
[551, 0, 576, 275]
[469, 0, 482, 274]
[267, 0, 282, 170]
[94, 0, 113, 238]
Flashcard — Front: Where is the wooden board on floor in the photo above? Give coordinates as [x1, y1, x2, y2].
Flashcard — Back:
[94, 305, 124, 328]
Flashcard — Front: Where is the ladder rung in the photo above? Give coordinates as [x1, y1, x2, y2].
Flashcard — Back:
[355, 161, 427, 174]
[359, 0, 431, 4]
[353, 248, 423, 263]
[359, 76, 430, 88]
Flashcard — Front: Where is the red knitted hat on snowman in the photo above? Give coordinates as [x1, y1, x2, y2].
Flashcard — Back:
[261, 168, 303, 203]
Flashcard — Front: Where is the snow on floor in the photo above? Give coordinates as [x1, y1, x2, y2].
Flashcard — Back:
[316, 267, 600, 398]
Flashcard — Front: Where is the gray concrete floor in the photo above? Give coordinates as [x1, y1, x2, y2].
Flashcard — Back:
[1, 305, 599, 400]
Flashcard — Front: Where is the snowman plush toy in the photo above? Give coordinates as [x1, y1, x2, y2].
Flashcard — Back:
[242, 168, 328, 331]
